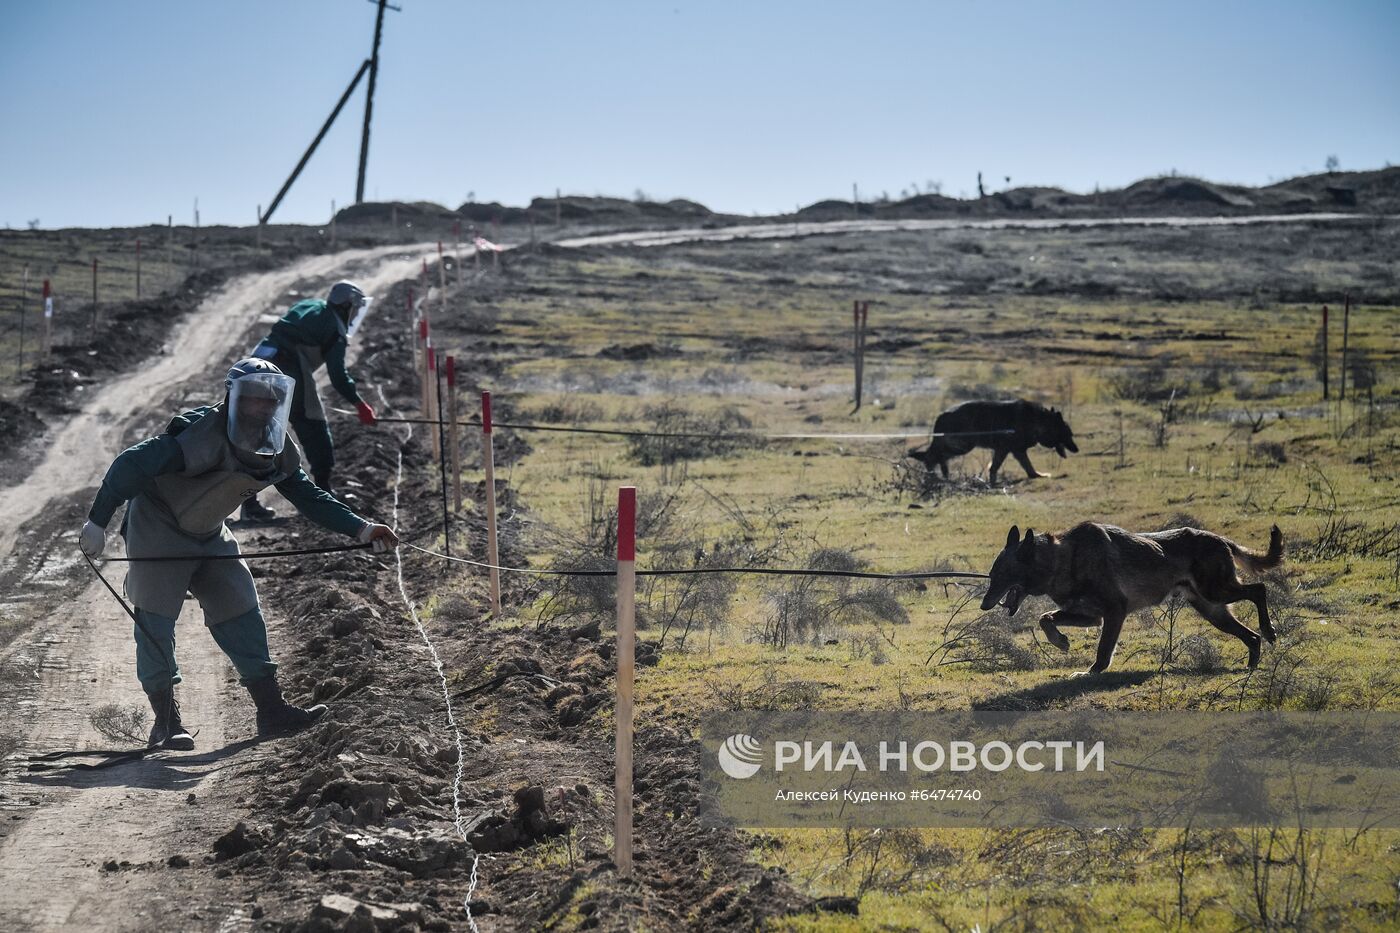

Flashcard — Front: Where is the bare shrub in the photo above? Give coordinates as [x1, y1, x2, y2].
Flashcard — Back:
[625, 401, 754, 465]
[1176, 634, 1224, 674]
[703, 666, 822, 711]
[90, 703, 148, 744]
[956, 619, 1040, 671]
[641, 543, 740, 651]
[536, 479, 685, 628]
[1230, 824, 1329, 930]
[527, 396, 605, 425]
[1250, 440, 1287, 467]
[756, 548, 912, 649]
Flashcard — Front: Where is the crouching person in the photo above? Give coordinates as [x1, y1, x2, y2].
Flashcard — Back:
[78, 358, 399, 749]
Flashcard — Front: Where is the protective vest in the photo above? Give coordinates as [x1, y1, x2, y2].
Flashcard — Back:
[148, 407, 301, 535]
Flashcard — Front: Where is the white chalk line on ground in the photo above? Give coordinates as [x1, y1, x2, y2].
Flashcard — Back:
[380, 385, 483, 933]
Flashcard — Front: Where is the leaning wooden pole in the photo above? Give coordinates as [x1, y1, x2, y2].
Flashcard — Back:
[614, 485, 637, 878]
[482, 391, 502, 618]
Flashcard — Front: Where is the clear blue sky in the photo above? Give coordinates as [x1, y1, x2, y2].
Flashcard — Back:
[3, 0, 1397, 229]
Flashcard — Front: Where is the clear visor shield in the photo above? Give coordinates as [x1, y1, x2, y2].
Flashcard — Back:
[346, 296, 372, 338]
[227, 372, 296, 456]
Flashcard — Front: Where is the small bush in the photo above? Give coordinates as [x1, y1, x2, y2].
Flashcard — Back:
[625, 402, 754, 465]
[1177, 634, 1223, 674]
[528, 396, 605, 425]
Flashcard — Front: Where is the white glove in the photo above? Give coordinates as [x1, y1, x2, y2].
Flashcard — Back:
[358, 522, 400, 553]
[80, 520, 107, 558]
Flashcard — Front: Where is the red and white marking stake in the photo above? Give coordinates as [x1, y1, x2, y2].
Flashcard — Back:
[426, 344, 440, 462]
[446, 356, 463, 511]
[614, 485, 637, 878]
[482, 391, 502, 617]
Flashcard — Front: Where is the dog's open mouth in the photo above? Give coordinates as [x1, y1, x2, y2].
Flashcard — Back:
[1000, 585, 1026, 615]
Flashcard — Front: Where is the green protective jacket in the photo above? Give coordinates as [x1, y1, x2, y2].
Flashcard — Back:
[89, 406, 366, 537]
[263, 298, 363, 405]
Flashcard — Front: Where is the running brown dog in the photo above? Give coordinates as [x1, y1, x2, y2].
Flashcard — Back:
[981, 523, 1284, 674]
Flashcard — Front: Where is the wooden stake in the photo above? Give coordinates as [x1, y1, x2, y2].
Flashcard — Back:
[330, 199, 337, 246]
[614, 485, 637, 878]
[1340, 293, 1351, 402]
[860, 300, 869, 400]
[426, 339, 440, 460]
[852, 300, 862, 411]
[135, 238, 141, 299]
[1321, 305, 1330, 400]
[90, 258, 98, 332]
[436, 350, 451, 556]
[446, 356, 463, 511]
[256, 205, 263, 249]
[555, 187, 562, 226]
[482, 391, 501, 617]
[420, 325, 431, 422]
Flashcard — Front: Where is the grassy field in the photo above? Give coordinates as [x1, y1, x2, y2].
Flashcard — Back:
[414, 222, 1398, 928]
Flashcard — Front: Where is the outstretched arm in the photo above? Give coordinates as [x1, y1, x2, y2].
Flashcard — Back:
[323, 339, 364, 406]
[88, 435, 185, 528]
[274, 469, 367, 537]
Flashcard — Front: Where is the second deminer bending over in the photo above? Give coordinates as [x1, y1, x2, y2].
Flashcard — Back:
[240, 280, 378, 521]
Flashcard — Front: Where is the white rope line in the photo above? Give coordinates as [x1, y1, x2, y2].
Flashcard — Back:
[382, 388, 482, 933]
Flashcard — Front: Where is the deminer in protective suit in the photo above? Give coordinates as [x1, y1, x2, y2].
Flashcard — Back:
[238, 280, 378, 521]
[79, 358, 400, 749]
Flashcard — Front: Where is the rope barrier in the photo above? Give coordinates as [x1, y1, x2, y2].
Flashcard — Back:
[333, 408, 1012, 442]
[402, 541, 986, 581]
[97, 542, 371, 562]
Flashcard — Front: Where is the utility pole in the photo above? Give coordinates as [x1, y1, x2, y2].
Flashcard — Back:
[357, 0, 398, 203]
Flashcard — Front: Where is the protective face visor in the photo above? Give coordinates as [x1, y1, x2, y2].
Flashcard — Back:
[227, 372, 295, 456]
[346, 295, 372, 338]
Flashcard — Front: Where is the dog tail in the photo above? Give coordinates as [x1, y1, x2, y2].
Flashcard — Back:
[1229, 525, 1284, 573]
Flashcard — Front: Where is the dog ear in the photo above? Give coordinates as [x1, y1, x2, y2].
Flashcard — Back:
[1017, 528, 1036, 562]
[1005, 525, 1020, 549]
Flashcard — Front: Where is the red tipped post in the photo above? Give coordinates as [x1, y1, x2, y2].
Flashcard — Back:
[614, 485, 637, 877]
[482, 390, 501, 617]
[426, 345, 440, 461]
[446, 356, 463, 511]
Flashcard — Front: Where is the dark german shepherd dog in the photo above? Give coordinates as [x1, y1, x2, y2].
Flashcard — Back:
[982, 523, 1284, 674]
[909, 399, 1079, 483]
